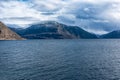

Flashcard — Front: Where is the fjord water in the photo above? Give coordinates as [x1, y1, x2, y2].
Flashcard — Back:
[0, 40, 120, 80]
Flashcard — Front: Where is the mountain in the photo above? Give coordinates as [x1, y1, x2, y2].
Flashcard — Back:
[0, 21, 24, 40]
[101, 30, 120, 39]
[10, 21, 97, 39]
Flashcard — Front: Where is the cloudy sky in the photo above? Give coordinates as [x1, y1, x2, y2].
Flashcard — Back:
[0, 0, 120, 34]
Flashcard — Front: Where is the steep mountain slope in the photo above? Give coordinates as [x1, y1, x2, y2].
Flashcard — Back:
[0, 21, 24, 40]
[101, 30, 120, 38]
[10, 21, 97, 39]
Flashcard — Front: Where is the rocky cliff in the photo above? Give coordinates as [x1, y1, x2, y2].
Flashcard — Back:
[0, 21, 24, 40]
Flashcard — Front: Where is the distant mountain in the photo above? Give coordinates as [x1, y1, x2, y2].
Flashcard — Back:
[7, 24, 22, 28]
[0, 21, 24, 40]
[10, 21, 97, 39]
[9, 27, 25, 35]
[101, 30, 120, 39]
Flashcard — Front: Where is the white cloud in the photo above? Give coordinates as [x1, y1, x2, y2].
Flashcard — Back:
[101, 3, 120, 22]
[0, 0, 120, 34]
[0, 0, 58, 26]
[86, 29, 109, 35]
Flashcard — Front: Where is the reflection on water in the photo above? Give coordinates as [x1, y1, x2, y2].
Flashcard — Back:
[0, 40, 120, 80]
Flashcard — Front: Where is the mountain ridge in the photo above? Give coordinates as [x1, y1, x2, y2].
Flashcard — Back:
[101, 30, 120, 39]
[4, 21, 120, 39]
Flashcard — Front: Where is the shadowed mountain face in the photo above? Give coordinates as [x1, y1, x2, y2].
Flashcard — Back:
[10, 21, 97, 39]
[101, 30, 120, 39]
[0, 22, 23, 40]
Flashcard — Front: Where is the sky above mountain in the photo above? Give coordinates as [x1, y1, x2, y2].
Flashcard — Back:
[0, 0, 120, 34]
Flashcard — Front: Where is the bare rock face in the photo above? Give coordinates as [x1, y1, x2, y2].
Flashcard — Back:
[0, 21, 24, 40]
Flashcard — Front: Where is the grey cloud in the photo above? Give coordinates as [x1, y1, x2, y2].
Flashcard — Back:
[0, 0, 120, 34]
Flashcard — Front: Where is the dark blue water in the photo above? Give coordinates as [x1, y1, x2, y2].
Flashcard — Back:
[0, 40, 120, 80]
